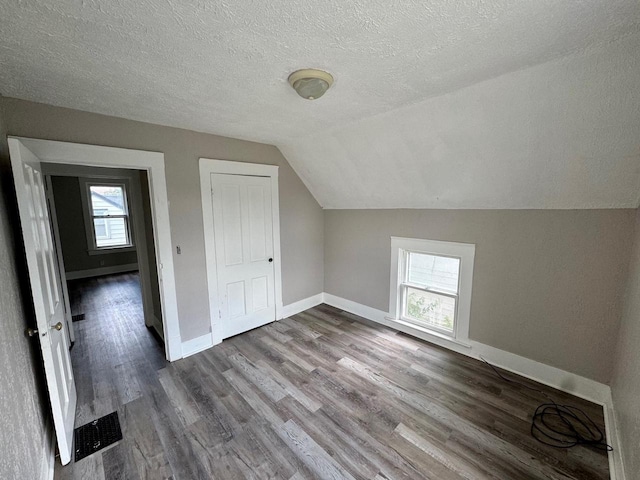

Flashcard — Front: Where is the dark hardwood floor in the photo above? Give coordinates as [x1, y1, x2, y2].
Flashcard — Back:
[65, 272, 166, 428]
[56, 274, 609, 479]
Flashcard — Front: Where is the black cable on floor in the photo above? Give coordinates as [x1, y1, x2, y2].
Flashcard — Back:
[479, 356, 613, 452]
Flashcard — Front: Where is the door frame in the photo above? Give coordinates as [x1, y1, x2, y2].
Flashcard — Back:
[10, 137, 183, 361]
[199, 158, 283, 345]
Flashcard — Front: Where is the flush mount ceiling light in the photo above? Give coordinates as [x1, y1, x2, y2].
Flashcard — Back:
[288, 69, 334, 100]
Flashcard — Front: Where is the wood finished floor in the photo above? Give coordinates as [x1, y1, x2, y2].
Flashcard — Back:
[56, 274, 610, 479]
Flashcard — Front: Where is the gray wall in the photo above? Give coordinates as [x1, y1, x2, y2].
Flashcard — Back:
[324, 209, 634, 383]
[0, 97, 324, 342]
[50, 175, 138, 273]
[3, 94, 634, 478]
[611, 208, 640, 478]
[0, 100, 49, 480]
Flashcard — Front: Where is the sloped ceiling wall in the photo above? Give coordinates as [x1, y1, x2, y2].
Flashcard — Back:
[281, 31, 640, 209]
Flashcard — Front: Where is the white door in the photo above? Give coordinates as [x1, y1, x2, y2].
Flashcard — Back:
[44, 175, 75, 345]
[9, 138, 77, 465]
[211, 173, 276, 338]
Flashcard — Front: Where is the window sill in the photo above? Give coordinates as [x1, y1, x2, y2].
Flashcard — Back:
[384, 316, 471, 349]
[88, 246, 136, 255]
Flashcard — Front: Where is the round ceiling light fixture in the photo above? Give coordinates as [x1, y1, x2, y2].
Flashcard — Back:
[288, 69, 334, 100]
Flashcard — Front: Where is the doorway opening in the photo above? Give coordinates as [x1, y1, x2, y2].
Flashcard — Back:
[44, 164, 167, 437]
[44, 165, 166, 351]
[9, 137, 181, 465]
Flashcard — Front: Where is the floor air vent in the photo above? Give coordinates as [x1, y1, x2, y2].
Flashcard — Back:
[72, 313, 85, 322]
[74, 411, 122, 462]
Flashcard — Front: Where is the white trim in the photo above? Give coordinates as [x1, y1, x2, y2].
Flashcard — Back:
[181, 332, 214, 358]
[64, 263, 139, 280]
[281, 293, 324, 319]
[386, 316, 473, 348]
[198, 160, 279, 177]
[389, 236, 475, 343]
[178, 293, 325, 359]
[322, 292, 625, 479]
[86, 246, 136, 255]
[199, 158, 283, 345]
[603, 392, 627, 480]
[13, 137, 182, 361]
[324, 292, 609, 403]
[39, 422, 55, 480]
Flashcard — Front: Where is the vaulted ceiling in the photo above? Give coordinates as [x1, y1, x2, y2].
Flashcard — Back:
[1, 0, 639, 208]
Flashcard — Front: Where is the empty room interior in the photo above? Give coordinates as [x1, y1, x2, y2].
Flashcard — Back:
[0, 1, 639, 479]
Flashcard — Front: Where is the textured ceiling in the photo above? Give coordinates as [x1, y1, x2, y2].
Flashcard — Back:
[282, 32, 640, 209]
[1, 0, 639, 208]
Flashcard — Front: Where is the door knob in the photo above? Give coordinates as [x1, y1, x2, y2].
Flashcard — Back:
[268, 258, 273, 262]
[51, 322, 63, 331]
[26, 327, 39, 337]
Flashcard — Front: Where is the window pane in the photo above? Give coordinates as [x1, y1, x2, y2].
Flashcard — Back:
[404, 287, 455, 332]
[408, 252, 460, 293]
[94, 219, 108, 239]
[90, 185, 126, 216]
[94, 217, 128, 247]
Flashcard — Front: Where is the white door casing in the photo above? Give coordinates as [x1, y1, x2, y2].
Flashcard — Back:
[9, 138, 77, 465]
[212, 174, 275, 338]
[200, 159, 283, 345]
[9, 136, 182, 362]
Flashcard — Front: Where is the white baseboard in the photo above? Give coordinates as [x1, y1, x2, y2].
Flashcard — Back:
[179, 294, 324, 360]
[322, 292, 608, 403]
[179, 292, 325, 360]
[280, 293, 324, 319]
[322, 292, 624, 479]
[167, 291, 628, 478]
[40, 422, 54, 480]
[181, 332, 214, 359]
[603, 392, 627, 480]
[65, 263, 138, 280]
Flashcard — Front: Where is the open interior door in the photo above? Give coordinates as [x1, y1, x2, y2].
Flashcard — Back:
[44, 174, 75, 345]
[9, 138, 77, 465]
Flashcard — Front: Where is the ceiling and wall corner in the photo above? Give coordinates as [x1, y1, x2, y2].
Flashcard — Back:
[281, 31, 640, 209]
[1, 0, 639, 210]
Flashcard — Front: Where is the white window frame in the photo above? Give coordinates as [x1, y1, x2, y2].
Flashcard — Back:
[389, 237, 475, 345]
[80, 178, 135, 254]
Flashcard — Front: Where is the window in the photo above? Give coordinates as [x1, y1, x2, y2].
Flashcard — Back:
[403, 252, 459, 334]
[82, 181, 134, 251]
[389, 237, 475, 342]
